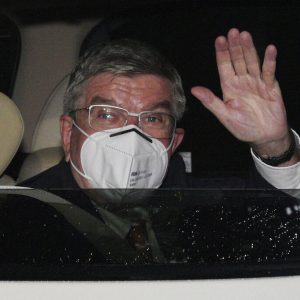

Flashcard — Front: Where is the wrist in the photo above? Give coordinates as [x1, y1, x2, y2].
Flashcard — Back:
[252, 129, 296, 166]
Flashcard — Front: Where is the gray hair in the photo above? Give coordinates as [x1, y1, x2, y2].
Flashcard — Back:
[63, 39, 186, 120]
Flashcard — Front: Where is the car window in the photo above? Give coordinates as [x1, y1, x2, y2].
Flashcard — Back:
[1, 1, 300, 289]
[0, 188, 299, 280]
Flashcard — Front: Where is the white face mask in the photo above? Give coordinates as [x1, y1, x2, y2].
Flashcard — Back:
[70, 123, 172, 190]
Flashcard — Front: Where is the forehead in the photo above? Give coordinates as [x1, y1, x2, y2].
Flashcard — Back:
[82, 72, 173, 111]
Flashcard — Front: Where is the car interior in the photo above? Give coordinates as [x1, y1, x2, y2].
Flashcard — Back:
[1, 1, 300, 297]
[0, 92, 23, 185]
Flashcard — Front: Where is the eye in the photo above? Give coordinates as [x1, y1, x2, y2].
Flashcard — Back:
[92, 107, 117, 121]
[144, 113, 163, 123]
[97, 111, 115, 120]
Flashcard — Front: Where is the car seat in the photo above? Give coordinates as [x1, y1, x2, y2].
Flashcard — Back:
[0, 92, 24, 185]
[16, 76, 67, 183]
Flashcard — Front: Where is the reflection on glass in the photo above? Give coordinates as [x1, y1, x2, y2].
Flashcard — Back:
[0, 188, 299, 279]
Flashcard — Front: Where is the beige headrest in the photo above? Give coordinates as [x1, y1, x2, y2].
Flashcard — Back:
[17, 147, 64, 183]
[31, 75, 68, 152]
[0, 92, 24, 175]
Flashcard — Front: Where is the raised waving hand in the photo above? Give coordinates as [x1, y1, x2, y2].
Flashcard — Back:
[191, 28, 299, 165]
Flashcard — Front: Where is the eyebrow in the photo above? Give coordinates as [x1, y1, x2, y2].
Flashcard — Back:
[144, 100, 172, 112]
[90, 96, 117, 106]
[90, 96, 172, 112]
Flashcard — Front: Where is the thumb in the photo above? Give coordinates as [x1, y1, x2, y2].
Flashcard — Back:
[191, 86, 227, 118]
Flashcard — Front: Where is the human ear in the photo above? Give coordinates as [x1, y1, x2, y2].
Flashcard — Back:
[60, 115, 73, 162]
[170, 127, 185, 155]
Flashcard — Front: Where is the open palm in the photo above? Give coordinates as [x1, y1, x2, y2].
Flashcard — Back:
[191, 28, 289, 152]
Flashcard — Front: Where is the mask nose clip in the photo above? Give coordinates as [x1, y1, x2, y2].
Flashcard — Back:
[110, 127, 152, 143]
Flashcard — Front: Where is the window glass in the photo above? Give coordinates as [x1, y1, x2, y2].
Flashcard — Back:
[0, 188, 299, 280]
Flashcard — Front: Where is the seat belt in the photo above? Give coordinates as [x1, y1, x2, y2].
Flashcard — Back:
[0, 187, 152, 264]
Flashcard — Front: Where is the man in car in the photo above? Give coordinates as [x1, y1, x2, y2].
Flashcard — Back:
[1, 28, 299, 265]
[20, 28, 300, 192]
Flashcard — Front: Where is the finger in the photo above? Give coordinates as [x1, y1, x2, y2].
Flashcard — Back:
[215, 35, 235, 82]
[262, 44, 277, 87]
[191, 86, 229, 120]
[240, 31, 261, 77]
[227, 28, 247, 75]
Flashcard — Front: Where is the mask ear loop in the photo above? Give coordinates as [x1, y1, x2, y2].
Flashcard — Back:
[69, 121, 93, 181]
[161, 121, 177, 154]
[70, 159, 93, 181]
[164, 133, 175, 153]
[73, 120, 90, 138]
